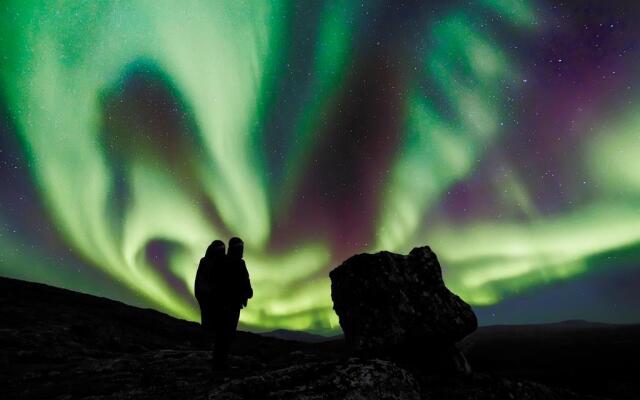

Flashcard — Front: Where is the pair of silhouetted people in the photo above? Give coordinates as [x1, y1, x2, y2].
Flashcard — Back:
[195, 237, 252, 369]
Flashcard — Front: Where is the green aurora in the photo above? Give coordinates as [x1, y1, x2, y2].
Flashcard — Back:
[1, 0, 639, 332]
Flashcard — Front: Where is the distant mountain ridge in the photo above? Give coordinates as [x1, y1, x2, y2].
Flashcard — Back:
[258, 328, 339, 343]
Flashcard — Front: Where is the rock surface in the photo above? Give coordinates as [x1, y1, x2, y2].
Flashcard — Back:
[330, 246, 477, 360]
[209, 359, 421, 400]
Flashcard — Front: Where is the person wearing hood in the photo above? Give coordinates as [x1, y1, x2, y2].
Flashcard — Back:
[194, 237, 253, 370]
[194, 240, 226, 331]
[211, 237, 252, 368]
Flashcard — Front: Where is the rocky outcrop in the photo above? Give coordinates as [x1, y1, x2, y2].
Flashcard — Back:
[330, 246, 477, 372]
[210, 359, 421, 400]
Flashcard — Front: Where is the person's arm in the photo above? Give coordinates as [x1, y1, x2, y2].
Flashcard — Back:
[241, 260, 253, 303]
[194, 258, 207, 301]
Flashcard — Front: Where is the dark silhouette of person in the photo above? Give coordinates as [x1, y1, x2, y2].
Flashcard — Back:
[194, 240, 226, 331]
[227, 237, 253, 308]
[195, 237, 253, 370]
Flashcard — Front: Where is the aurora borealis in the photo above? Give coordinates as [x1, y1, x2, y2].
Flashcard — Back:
[1, 0, 639, 333]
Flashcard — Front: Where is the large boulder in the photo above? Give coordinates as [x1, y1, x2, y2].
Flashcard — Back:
[330, 246, 477, 364]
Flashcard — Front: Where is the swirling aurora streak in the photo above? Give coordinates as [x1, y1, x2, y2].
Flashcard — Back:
[1, 0, 639, 332]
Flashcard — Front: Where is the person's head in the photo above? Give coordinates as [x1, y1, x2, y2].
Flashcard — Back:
[205, 240, 225, 259]
[228, 237, 244, 259]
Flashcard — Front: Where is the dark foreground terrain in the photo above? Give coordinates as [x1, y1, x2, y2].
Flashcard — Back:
[1, 277, 638, 399]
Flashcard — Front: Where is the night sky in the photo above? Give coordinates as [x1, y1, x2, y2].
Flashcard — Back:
[1, 0, 639, 333]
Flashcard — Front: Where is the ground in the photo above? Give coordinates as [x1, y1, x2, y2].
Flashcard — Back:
[1, 277, 638, 399]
